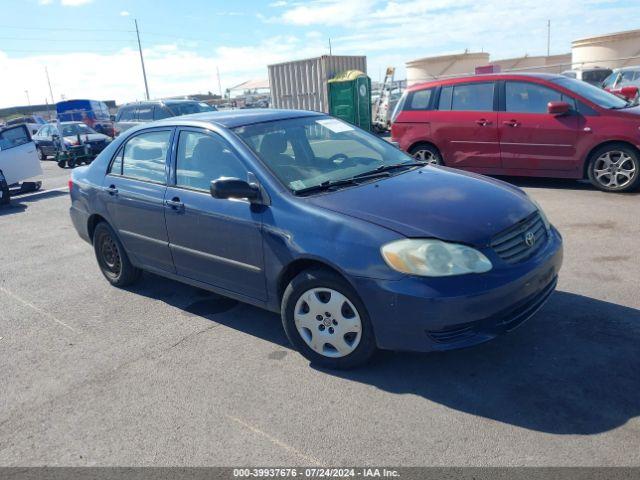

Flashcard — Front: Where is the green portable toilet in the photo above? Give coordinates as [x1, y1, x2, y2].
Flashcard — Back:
[327, 70, 371, 131]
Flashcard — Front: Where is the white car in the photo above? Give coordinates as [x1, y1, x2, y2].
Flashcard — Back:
[0, 125, 43, 205]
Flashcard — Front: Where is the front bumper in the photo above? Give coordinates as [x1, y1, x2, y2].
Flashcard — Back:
[351, 227, 563, 352]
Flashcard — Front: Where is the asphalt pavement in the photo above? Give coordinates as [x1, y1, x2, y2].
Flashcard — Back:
[0, 161, 639, 466]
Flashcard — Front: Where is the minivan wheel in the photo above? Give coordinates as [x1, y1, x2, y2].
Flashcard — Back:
[410, 144, 443, 165]
[281, 268, 377, 369]
[587, 144, 640, 192]
[93, 222, 142, 287]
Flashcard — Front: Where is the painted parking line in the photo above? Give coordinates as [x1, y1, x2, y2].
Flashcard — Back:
[226, 414, 323, 466]
[0, 286, 78, 333]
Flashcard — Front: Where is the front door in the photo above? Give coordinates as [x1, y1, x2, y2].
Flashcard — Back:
[164, 128, 266, 301]
[499, 81, 578, 171]
[0, 125, 42, 185]
[101, 128, 174, 272]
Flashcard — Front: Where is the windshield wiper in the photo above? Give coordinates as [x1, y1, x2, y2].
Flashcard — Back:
[352, 161, 427, 179]
[293, 178, 361, 196]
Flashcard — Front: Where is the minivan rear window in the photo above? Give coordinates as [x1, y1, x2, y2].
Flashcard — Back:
[406, 89, 434, 110]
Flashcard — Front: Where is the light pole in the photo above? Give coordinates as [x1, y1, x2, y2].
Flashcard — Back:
[25, 90, 31, 106]
[135, 19, 150, 101]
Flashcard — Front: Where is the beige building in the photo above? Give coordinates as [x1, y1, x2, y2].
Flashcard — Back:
[490, 53, 571, 74]
[406, 52, 489, 85]
[572, 29, 640, 69]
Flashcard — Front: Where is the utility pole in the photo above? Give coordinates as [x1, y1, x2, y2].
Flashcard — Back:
[25, 90, 31, 106]
[216, 67, 222, 97]
[135, 19, 150, 100]
[547, 19, 551, 57]
[45, 66, 55, 104]
[328, 37, 332, 56]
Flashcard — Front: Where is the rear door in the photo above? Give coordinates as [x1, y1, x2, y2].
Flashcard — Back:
[498, 80, 578, 171]
[0, 125, 42, 185]
[102, 127, 175, 272]
[164, 127, 266, 300]
[429, 81, 500, 168]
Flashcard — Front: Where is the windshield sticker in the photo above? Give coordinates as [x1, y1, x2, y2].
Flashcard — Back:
[289, 180, 306, 190]
[317, 119, 354, 133]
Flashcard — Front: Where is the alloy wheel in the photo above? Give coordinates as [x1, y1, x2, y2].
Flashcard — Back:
[592, 150, 637, 189]
[412, 149, 440, 165]
[294, 288, 362, 358]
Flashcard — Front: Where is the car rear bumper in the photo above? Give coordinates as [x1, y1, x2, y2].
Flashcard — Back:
[351, 227, 563, 352]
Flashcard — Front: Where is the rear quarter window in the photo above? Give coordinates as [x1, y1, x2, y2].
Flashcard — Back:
[404, 89, 434, 110]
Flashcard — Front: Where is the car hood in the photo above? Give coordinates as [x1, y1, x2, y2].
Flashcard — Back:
[303, 166, 537, 246]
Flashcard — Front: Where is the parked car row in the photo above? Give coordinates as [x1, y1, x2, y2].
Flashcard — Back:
[391, 73, 640, 192]
[32, 122, 112, 160]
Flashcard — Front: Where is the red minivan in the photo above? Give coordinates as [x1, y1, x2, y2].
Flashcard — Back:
[391, 73, 640, 192]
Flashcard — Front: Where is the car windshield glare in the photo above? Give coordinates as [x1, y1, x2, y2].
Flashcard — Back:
[233, 116, 415, 193]
[62, 123, 96, 136]
[551, 76, 628, 109]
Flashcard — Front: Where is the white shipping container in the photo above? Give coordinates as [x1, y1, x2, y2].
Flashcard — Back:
[268, 55, 367, 113]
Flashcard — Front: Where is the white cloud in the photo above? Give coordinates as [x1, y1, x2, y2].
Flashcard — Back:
[0, 36, 327, 107]
[38, 0, 54, 5]
[269, 0, 287, 6]
[120, 10, 130, 17]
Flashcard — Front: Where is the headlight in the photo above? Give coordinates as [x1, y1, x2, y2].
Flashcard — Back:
[381, 239, 493, 277]
[528, 197, 551, 230]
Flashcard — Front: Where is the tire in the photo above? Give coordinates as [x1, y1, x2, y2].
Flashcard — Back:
[21, 181, 41, 193]
[0, 171, 10, 206]
[281, 268, 377, 369]
[587, 143, 640, 192]
[57, 159, 67, 168]
[410, 143, 443, 165]
[92, 222, 142, 287]
[37, 147, 47, 161]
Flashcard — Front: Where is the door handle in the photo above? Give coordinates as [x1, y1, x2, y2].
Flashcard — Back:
[502, 120, 520, 127]
[164, 197, 184, 211]
[476, 119, 493, 126]
[105, 185, 118, 195]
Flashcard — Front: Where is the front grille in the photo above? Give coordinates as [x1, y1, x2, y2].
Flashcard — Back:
[491, 211, 548, 264]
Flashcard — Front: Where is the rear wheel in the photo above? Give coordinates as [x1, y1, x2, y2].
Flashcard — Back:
[587, 144, 640, 192]
[281, 268, 377, 369]
[37, 147, 47, 161]
[93, 222, 142, 287]
[410, 143, 443, 165]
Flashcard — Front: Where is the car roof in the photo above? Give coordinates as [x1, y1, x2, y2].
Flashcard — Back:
[152, 108, 325, 129]
[119, 99, 206, 107]
[407, 72, 565, 92]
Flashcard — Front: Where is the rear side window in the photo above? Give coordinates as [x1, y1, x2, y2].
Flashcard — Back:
[0, 125, 31, 150]
[137, 106, 154, 121]
[117, 106, 136, 122]
[405, 89, 434, 110]
[153, 105, 172, 120]
[451, 83, 494, 111]
[505, 81, 575, 113]
[115, 130, 172, 183]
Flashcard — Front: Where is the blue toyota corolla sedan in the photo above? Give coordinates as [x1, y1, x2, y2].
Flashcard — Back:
[69, 109, 563, 368]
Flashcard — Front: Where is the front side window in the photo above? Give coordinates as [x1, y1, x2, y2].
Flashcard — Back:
[601, 72, 620, 90]
[619, 70, 637, 86]
[117, 130, 171, 183]
[551, 76, 628, 109]
[117, 107, 135, 122]
[451, 82, 494, 111]
[505, 81, 574, 113]
[234, 116, 413, 193]
[175, 131, 247, 191]
[153, 105, 172, 120]
[0, 125, 31, 150]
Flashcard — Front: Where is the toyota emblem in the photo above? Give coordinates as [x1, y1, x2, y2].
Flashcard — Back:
[524, 231, 536, 248]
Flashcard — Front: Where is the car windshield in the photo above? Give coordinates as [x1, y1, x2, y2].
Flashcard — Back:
[551, 76, 629, 109]
[233, 116, 416, 194]
[167, 102, 215, 116]
[61, 123, 96, 136]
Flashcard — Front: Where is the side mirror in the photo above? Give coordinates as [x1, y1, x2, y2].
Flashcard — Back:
[620, 86, 639, 101]
[210, 177, 260, 202]
[547, 101, 570, 116]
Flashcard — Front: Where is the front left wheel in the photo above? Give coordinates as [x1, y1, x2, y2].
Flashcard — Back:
[93, 222, 142, 287]
[281, 268, 377, 369]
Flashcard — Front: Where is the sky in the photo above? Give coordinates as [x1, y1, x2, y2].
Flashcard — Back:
[1, 0, 639, 109]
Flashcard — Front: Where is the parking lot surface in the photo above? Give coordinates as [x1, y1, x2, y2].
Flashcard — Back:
[1, 162, 639, 466]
